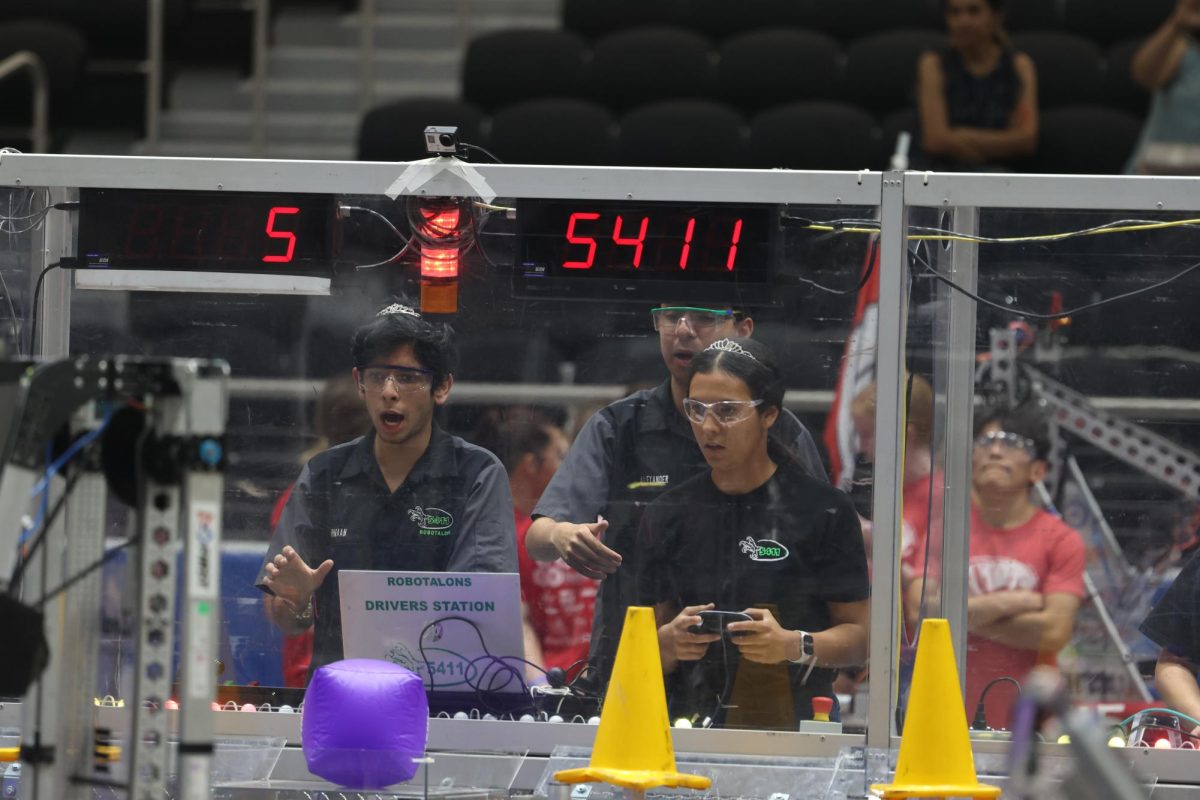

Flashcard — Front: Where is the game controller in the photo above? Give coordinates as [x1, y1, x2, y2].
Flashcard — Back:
[687, 610, 753, 637]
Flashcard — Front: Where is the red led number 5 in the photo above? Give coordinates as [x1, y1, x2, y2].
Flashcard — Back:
[563, 212, 600, 269]
[262, 206, 300, 263]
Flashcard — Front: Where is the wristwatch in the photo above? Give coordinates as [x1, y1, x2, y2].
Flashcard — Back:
[790, 630, 816, 665]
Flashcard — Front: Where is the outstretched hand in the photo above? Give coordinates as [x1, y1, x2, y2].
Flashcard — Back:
[262, 545, 333, 609]
[551, 517, 621, 579]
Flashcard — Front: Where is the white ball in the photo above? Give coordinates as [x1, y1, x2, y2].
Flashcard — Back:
[549, 715, 564, 723]
[519, 714, 535, 723]
[588, 716, 601, 725]
[454, 711, 469, 720]
[277, 705, 294, 714]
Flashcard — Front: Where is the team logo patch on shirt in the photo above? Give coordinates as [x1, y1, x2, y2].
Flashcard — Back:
[408, 505, 455, 536]
[739, 535, 789, 562]
[330, 527, 348, 538]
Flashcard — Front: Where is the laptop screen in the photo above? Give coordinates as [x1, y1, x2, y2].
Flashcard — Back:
[337, 570, 526, 694]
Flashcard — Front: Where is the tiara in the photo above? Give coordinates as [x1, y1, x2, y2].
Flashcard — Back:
[705, 339, 756, 360]
[376, 303, 421, 318]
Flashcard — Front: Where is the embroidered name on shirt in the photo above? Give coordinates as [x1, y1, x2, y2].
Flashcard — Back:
[330, 527, 348, 538]
[408, 505, 455, 536]
[628, 475, 669, 489]
[739, 535, 790, 562]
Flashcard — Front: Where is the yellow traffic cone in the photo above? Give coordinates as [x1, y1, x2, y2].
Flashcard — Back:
[554, 607, 712, 792]
[871, 619, 1001, 799]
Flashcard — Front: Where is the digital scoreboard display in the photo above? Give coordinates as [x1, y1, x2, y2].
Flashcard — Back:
[514, 199, 779, 303]
[78, 188, 338, 276]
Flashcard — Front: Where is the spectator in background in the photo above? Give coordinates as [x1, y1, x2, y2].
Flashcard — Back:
[268, 373, 371, 687]
[1127, 0, 1200, 173]
[1140, 548, 1200, 728]
[907, 406, 1085, 728]
[916, 0, 1038, 171]
[478, 410, 598, 679]
[850, 375, 938, 590]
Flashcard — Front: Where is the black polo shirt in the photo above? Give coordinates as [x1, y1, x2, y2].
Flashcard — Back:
[1141, 548, 1200, 663]
[636, 461, 869, 727]
[256, 424, 517, 677]
[531, 379, 827, 687]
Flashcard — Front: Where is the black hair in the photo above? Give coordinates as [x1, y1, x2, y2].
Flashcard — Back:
[973, 403, 1051, 460]
[687, 336, 785, 414]
[472, 408, 557, 473]
[351, 300, 457, 390]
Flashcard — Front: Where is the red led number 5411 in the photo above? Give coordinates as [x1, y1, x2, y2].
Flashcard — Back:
[563, 212, 743, 271]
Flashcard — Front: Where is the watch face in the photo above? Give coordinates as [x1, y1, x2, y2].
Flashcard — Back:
[802, 633, 815, 656]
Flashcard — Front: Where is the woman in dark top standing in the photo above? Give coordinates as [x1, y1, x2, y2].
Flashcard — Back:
[917, 0, 1038, 170]
[637, 338, 870, 729]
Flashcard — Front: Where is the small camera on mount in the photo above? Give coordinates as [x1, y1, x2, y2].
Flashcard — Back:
[424, 125, 460, 156]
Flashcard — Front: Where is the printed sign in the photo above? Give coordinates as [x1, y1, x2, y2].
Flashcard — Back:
[338, 570, 526, 693]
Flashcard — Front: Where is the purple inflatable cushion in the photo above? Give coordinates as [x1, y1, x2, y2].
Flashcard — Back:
[302, 659, 429, 788]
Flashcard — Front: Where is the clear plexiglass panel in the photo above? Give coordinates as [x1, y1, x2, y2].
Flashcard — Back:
[907, 200, 1200, 750]
[6, 174, 883, 739]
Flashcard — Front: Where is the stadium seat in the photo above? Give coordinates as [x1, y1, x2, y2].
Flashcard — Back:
[462, 30, 588, 112]
[1033, 105, 1141, 174]
[357, 98, 485, 162]
[0, 21, 87, 149]
[717, 29, 844, 112]
[844, 29, 946, 115]
[1004, 0, 1065, 34]
[687, 0, 810, 38]
[1062, 0, 1175, 46]
[748, 102, 882, 171]
[1013, 32, 1105, 108]
[562, 0, 688, 38]
[1106, 38, 1151, 116]
[488, 99, 617, 166]
[802, 0, 942, 41]
[6, 0, 187, 61]
[590, 27, 715, 111]
[616, 100, 747, 168]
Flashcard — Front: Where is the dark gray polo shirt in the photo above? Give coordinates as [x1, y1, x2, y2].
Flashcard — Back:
[530, 379, 826, 687]
[257, 424, 517, 678]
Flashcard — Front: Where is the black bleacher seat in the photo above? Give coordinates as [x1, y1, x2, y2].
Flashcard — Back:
[717, 29, 843, 113]
[801, 0, 942, 41]
[1106, 38, 1151, 116]
[1062, 0, 1175, 46]
[1032, 105, 1142, 174]
[562, 0, 688, 39]
[843, 29, 946, 115]
[461, 29, 589, 112]
[748, 102, 882, 171]
[488, 99, 616, 166]
[1013, 32, 1105, 108]
[589, 27, 715, 111]
[357, 98, 485, 162]
[1004, 0, 1065, 34]
[616, 100, 747, 168]
[0, 21, 87, 149]
[881, 107, 920, 167]
[687, 0, 810, 39]
[7, 0, 187, 61]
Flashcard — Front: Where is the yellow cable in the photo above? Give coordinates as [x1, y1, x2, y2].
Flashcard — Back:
[803, 217, 1200, 244]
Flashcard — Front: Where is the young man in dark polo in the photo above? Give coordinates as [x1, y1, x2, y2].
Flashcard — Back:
[525, 304, 826, 689]
[257, 302, 518, 679]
